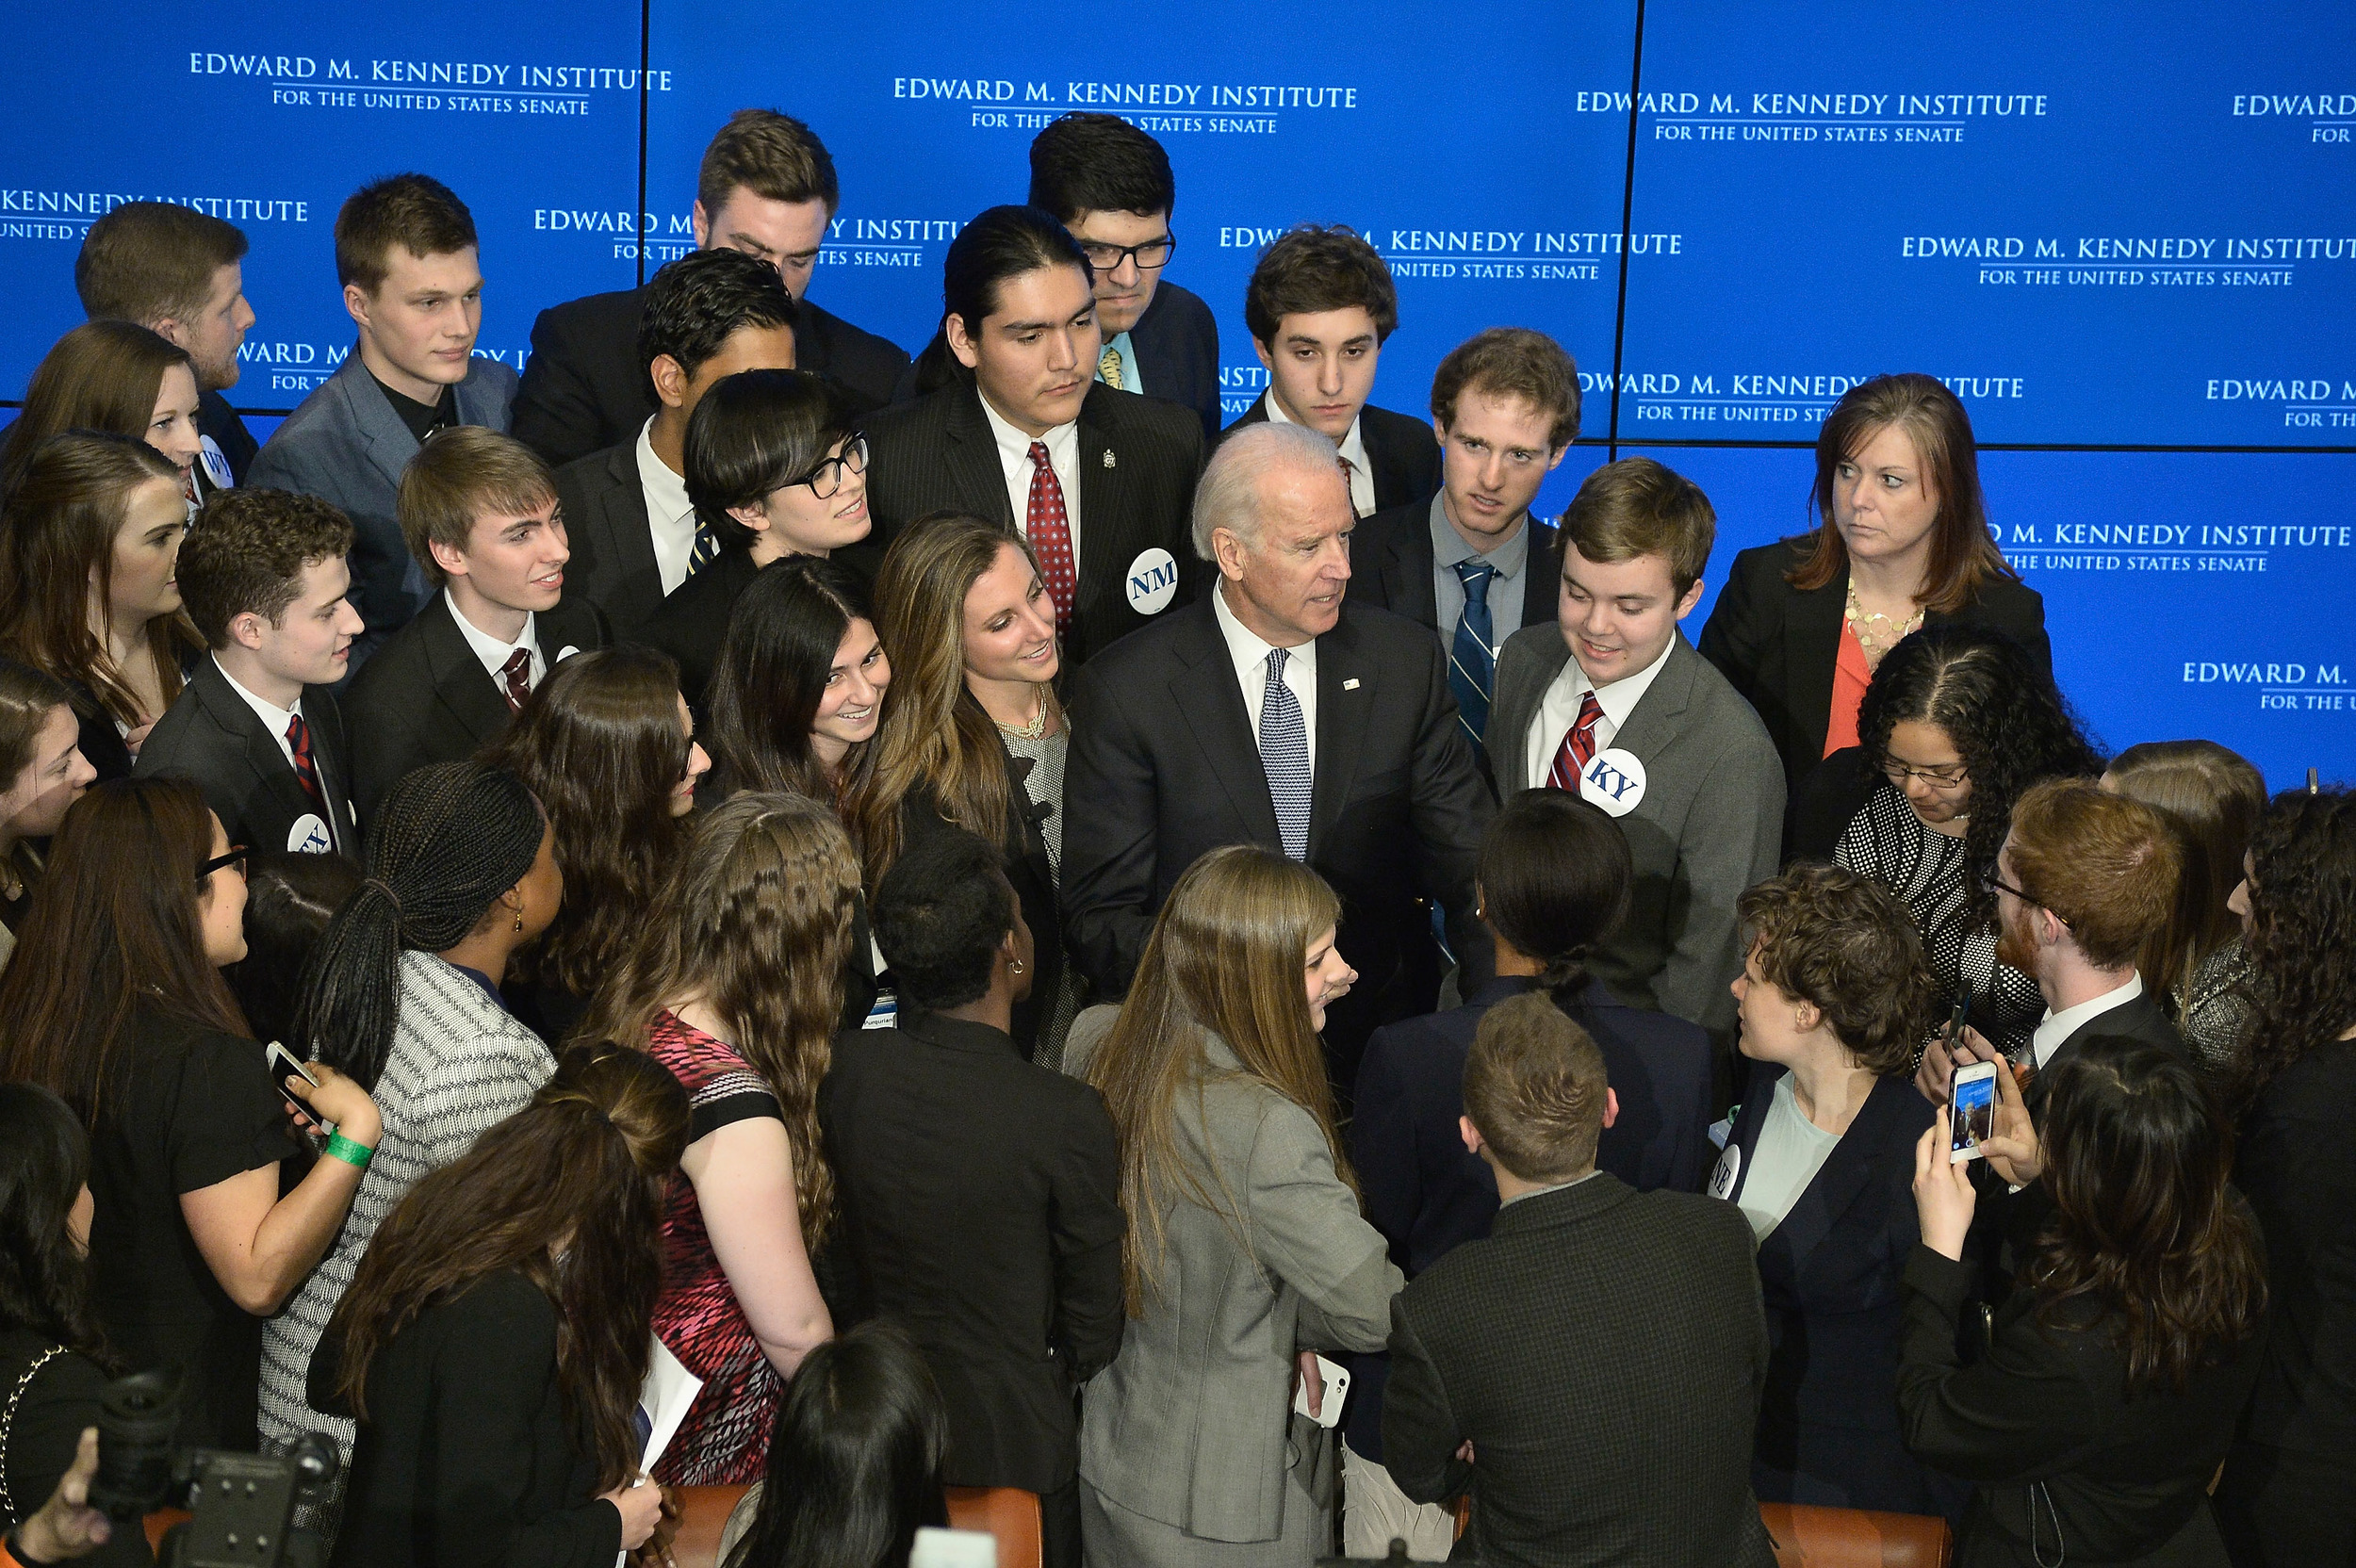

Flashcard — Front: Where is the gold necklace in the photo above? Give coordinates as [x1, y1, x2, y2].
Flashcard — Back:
[1845, 581, 1923, 658]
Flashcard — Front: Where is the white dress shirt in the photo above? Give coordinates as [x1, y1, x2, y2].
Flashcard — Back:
[2031, 972, 2144, 1070]
[1522, 634, 1677, 790]
[977, 391, 1082, 564]
[215, 657, 303, 771]
[1213, 580, 1318, 772]
[633, 416, 699, 595]
[1264, 396, 1375, 517]
[447, 590, 544, 692]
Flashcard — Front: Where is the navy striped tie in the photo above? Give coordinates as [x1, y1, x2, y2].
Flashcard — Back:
[1449, 558, 1497, 753]
[1260, 647, 1312, 861]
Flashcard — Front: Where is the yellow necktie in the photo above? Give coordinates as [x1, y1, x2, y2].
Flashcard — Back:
[1098, 344, 1124, 391]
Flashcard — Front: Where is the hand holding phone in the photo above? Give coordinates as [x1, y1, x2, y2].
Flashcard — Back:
[1949, 1061, 1998, 1164]
[1291, 1353, 1350, 1428]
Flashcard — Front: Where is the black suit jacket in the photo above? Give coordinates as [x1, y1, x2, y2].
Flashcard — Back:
[510, 285, 910, 466]
[342, 592, 609, 819]
[637, 546, 763, 721]
[864, 382, 1205, 666]
[1697, 538, 2053, 799]
[1222, 393, 1444, 515]
[1061, 597, 1495, 1091]
[551, 441, 666, 636]
[1125, 280, 1222, 441]
[1347, 973, 1715, 1462]
[1350, 499, 1561, 643]
[1721, 1063, 1947, 1515]
[2235, 1039, 2356, 1455]
[818, 1009, 1125, 1494]
[134, 658, 360, 858]
[197, 389, 258, 484]
[1384, 1176, 1779, 1568]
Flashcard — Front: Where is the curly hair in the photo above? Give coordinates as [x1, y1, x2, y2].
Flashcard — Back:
[1857, 624, 2102, 927]
[2234, 788, 2356, 1112]
[1739, 863, 1935, 1076]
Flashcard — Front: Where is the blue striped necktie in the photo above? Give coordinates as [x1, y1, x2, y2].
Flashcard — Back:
[1259, 647, 1312, 860]
[1449, 558, 1497, 751]
[687, 516, 722, 577]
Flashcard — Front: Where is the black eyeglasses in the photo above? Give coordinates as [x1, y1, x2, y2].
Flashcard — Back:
[1984, 868, 2070, 925]
[794, 434, 869, 500]
[197, 845, 250, 883]
[1878, 755, 1969, 789]
[1077, 236, 1177, 272]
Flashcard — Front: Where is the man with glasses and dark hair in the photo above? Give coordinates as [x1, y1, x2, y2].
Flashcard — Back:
[550, 249, 800, 635]
[1027, 112, 1220, 442]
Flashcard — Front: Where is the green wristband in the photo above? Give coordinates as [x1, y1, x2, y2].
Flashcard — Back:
[324, 1130, 373, 1171]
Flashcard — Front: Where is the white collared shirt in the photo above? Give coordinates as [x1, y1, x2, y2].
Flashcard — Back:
[1523, 634, 1677, 790]
[633, 416, 699, 595]
[1213, 579, 1318, 772]
[446, 590, 543, 692]
[1264, 396, 1374, 517]
[215, 657, 303, 772]
[977, 391, 1082, 564]
[2032, 973, 2144, 1070]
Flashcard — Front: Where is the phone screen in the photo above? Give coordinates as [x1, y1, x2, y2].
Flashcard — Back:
[1951, 1069, 1996, 1160]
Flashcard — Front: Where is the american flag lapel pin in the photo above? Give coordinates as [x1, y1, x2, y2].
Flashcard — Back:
[1103, 449, 1116, 467]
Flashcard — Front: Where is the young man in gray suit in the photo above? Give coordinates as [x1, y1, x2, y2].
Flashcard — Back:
[1488, 458, 1783, 1048]
[249, 174, 518, 671]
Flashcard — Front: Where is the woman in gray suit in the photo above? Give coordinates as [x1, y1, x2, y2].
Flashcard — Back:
[1079, 844, 1404, 1566]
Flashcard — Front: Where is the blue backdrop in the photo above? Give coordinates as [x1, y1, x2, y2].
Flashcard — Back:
[3, 2, 2350, 785]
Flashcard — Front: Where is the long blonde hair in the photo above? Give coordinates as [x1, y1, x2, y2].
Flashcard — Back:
[854, 513, 1060, 886]
[576, 792, 859, 1247]
[1088, 845, 1349, 1314]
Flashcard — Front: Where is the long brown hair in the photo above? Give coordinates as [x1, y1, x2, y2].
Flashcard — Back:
[0, 431, 199, 731]
[1788, 373, 2017, 614]
[483, 647, 695, 1002]
[2234, 788, 2356, 1112]
[2102, 741, 2268, 1007]
[321, 1044, 687, 1491]
[854, 513, 1058, 885]
[706, 556, 878, 810]
[0, 321, 193, 498]
[1088, 845, 1347, 1315]
[576, 792, 859, 1248]
[0, 778, 248, 1125]
[2026, 1037, 2266, 1394]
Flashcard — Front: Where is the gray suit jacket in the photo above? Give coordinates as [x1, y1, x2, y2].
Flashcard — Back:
[247, 351, 519, 668]
[1077, 1034, 1402, 1544]
[1489, 630, 1783, 1037]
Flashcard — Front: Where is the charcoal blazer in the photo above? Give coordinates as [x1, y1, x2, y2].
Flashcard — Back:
[1383, 1175, 1779, 1568]
[1061, 597, 1495, 1093]
[864, 382, 1206, 666]
[246, 351, 518, 668]
[637, 546, 762, 721]
[509, 286, 910, 467]
[550, 441, 663, 636]
[1124, 280, 1222, 441]
[1698, 538, 2052, 798]
[1350, 499, 1561, 641]
[1488, 629, 1783, 1040]
[1222, 393, 1443, 514]
[134, 658, 360, 858]
[342, 591, 609, 820]
[1719, 1062, 1946, 1514]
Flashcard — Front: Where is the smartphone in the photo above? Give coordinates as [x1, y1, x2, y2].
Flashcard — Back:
[908, 1529, 997, 1568]
[1292, 1353, 1351, 1428]
[264, 1042, 332, 1145]
[1950, 1060, 1997, 1164]
[1941, 997, 1969, 1051]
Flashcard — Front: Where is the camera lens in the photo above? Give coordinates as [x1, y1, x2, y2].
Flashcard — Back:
[89, 1369, 182, 1518]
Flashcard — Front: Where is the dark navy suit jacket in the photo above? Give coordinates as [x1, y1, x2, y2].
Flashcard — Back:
[1346, 972, 1714, 1460]
[1718, 1059, 1951, 1515]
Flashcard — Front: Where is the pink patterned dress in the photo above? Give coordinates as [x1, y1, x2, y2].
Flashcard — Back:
[646, 1011, 786, 1483]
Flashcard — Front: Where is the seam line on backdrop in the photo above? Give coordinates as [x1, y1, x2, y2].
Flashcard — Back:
[1606, 0, 1648, 461]
[635, 0, 651, 289]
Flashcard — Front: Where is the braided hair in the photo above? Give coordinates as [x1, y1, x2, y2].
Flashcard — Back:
[294, 761, 547, 1088]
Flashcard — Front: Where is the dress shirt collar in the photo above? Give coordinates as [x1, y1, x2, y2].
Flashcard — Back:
[1263, 393, 1368, 470]
[1568, 631, 1677, 731]
[633, 416, 695, 527]
[445, 588, 538, 681]
[213, 655, 302, 737]
[976, 386, 1079, 469]
[1430, 492, 1530, 578]
[1500, 1167, 1604, 1208]
[2032, 972, 2143, 1070]
[1098, 330, 1143, 397]
[1212, 575, 1319, 674]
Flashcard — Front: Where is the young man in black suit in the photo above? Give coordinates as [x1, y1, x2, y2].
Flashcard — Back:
[1028, 113, 1220, 442]
[75, 201, 260, 484]
[1382, 993, 1780, 1568]
[512, 108, 910, 465]
[1222, 225, 1441, 517]
[1352, 328, 1581, 762]
[344, 429, 608, 816]
[821, 827, 1124, 1568]
[135, 489, 365, 857]
[1061, 420, 1494, 1098]
[864, 205, 1204, 667]
[549, 249, 798, 635]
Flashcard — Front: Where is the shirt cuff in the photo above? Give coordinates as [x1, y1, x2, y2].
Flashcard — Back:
[1902, 1242, 1973, 1310]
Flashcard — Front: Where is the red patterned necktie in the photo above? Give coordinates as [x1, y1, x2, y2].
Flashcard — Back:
[1024, 441, 1077, 635]
[499, 647, 533, 713]
[1546, 691, 1606, 791]
[285, 712, 326, 813]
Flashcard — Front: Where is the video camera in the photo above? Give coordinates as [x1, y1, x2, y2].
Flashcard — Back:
[84, 1371, 337, 1568]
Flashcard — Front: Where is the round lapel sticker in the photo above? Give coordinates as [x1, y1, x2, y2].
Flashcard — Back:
[1124, 547, 1179, 615]
[199, 436, 235, 492]
[1709, 1143, 1742, 1201]
[1578, 747, 1646, 818]
[287, 813, 333, 855]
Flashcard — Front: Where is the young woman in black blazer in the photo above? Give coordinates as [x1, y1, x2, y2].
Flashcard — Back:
[314, 1045, 687, 1568]
[1905, 1038, 2267, 1568]
[1698, 374, 2049, 804]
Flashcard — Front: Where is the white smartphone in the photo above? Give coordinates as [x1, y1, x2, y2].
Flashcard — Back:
[908, 1528, 997, 1568]
[1950, 1060, 1997, 1164]
[264, 1042, 333, 1144]
[1292, 1353, 1351, 1428]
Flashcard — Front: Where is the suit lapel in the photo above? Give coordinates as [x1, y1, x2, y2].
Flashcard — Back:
[195, 664, 318, 847]
[947, 387, 1019, 528]
[595, 444, 658, 587]
[419, 596, 515, 748]
[1603, 633, 1699, 768]
[334, 354, 421, 497]
[1785, 564, 1846, 759]
[1074, 388, 1132, 602]
[1307, 613, 1370, 859]
[1520, 521, 1562, 629]
[1168, 603, 1281, 846]
[1380, 511, 1441, 630]
[1234, 392, 1271, 430]
[1757, 1074, 1909, 1283]
[1360, 412, 1408, 514]
[301, 688, 360, 850]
